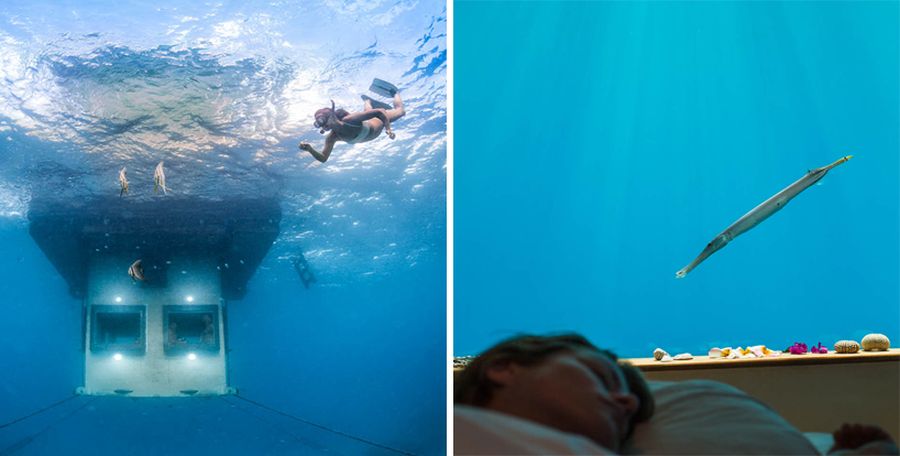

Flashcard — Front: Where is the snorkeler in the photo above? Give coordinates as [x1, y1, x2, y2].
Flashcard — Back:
[299, 79, 406, 163]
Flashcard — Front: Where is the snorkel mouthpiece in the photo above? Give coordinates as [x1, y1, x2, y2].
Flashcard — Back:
[314, 100, 339, 134]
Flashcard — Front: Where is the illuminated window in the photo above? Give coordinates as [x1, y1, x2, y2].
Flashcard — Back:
[90, 305, 145, 354]
[163, 305, 219, 354]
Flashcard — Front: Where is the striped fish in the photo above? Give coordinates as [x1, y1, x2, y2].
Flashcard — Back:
[154, 161, 168, 194]
[128, 259, 145, 281]
[119, 167, 129, 196]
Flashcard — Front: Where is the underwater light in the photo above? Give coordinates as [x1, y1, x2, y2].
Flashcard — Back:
[115, 296, 122, 303]
[113, 353, 123, 361]
[187, 353, 197, 361]
[186, 295, 194, 303]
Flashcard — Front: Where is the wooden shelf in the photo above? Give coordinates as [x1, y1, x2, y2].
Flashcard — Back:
[627, 348, 900, 372]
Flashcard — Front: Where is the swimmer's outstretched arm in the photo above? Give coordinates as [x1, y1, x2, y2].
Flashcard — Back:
[676, 155, 853, 278]
[343, 109, 395, 138]
[300, 132, 338, 163]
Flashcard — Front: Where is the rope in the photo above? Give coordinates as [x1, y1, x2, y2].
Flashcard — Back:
[0, 397, 94, 456]
[0, 394, 79, 430]
[229, 394, 414, 456]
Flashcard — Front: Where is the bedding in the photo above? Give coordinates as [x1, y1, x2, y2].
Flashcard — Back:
[455, 379, 824, 455]
[623, 380, 820, 455]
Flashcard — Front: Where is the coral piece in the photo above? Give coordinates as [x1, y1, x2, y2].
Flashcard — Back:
[834, 340, 860, 354]
[453, 356, 475, 369]
[673, 353, 693, 361]
[653, 348, 670, 361]
[788, 342, 808, 355]
[861, 333, 890, 351]
[810, 342, 828, 354]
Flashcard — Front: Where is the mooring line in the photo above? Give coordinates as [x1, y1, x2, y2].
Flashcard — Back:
[0, 395, 79, 430]
[229, 394, 414, 456]
[0, 397, 95, 456]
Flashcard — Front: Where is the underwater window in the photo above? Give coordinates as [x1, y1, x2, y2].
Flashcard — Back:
[163, 305, 219, 354]
[90, 305, 146, 354]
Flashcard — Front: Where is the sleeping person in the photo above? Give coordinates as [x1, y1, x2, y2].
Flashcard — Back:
[454, 334, 899, 455]
[454, 334, 654, 454]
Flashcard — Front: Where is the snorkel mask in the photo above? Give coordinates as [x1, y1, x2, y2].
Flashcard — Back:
[314, 100, 337, 134]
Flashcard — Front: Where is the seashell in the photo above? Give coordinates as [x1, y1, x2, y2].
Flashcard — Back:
[708, 347, 723, 358]
[748, 345, 767, 358]
[660, 355, 673, 362]
[653, 348, 670, 361]
[673, 353, 693, 361]
[833, 340, 860, 353]
[861, 334, 890, 351]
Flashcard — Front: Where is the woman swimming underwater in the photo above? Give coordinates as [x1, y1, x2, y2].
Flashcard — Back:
[299, 90, 406, 163]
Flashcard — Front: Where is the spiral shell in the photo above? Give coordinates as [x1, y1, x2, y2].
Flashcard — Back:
[833, 340, 859, 353]
[653, 348, 669, 361]
[861, 333, 890, 351]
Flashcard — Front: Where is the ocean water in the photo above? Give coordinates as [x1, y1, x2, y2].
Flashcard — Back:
[455, 1, 899, 358]
[0, 1, 446, 455]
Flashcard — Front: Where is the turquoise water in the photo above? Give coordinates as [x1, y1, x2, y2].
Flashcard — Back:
[455, 1, 899, 358]
[0, 1, 446, 454]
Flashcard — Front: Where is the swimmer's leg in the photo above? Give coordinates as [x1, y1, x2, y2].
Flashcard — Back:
[361, 95, 391, 110]
[386, 92, 406, 121]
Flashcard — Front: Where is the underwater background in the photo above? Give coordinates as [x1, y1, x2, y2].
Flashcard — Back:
[455, 1, 899, 359]
[0, 0, 446, 454]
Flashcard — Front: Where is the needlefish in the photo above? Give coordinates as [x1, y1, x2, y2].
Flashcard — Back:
[676, 155, 853, 279]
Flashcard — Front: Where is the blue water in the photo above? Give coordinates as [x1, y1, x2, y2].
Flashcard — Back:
[0, 1, 446, 455]
[455, 1, 899, 358]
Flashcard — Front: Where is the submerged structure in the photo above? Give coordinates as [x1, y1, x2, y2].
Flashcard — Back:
[28, 197, 281, 397]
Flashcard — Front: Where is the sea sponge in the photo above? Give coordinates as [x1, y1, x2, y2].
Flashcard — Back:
[833, 340, 859, 353]
[861, 333, 890, 351]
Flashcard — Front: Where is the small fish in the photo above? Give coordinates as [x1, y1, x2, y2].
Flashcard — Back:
[128, 259, 145, 281]
[118, 167, 129, 197]
[153, 161, 167, 194]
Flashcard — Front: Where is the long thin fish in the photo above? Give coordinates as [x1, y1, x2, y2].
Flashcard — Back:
[676, 155, 853, 278]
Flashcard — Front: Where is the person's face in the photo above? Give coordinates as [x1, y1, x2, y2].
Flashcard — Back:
[486, 348, 640, 451]
[315, 114, 334, 131]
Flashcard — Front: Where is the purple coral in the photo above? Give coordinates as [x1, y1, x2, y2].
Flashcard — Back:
[788, 342, 808, 355]
[810, 342, 828, 354]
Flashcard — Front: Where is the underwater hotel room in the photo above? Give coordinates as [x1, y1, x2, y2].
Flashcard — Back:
[452, 0, 899, 455]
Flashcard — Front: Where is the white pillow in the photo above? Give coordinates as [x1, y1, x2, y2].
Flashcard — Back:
[623, 380, 820, 455]
[455, 405, 614, 455]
